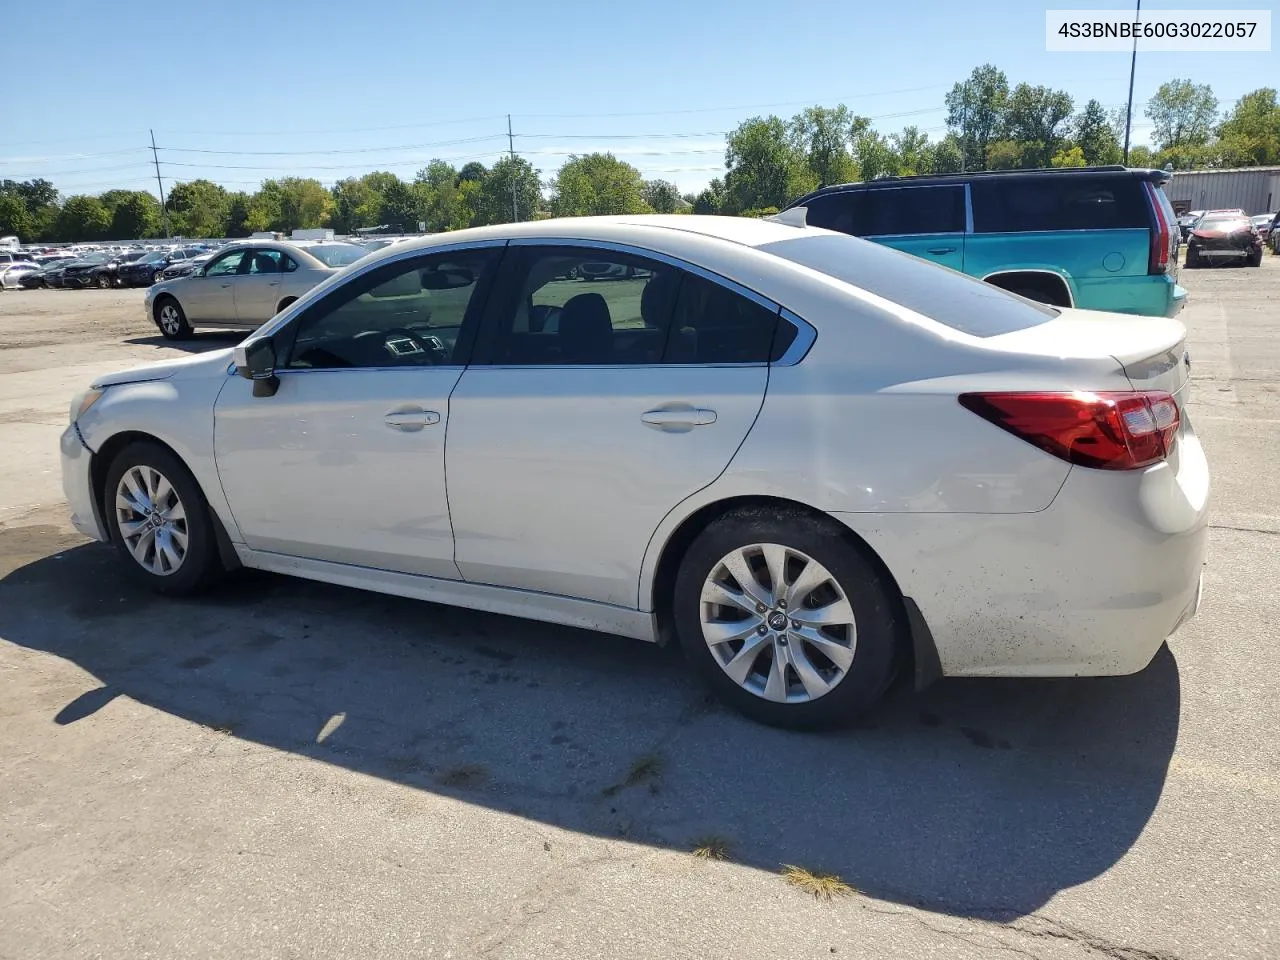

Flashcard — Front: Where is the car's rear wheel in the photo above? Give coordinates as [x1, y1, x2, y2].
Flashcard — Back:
[154, 296, 192, 340]
[103, 442, 223, 595]
[96, 273, 112, 289]
[673, 508, 900, 729]
[1247, 246, 1263, 267]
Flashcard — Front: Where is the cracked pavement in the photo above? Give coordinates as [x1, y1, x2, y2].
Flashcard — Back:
[1, 262, 1277, 959]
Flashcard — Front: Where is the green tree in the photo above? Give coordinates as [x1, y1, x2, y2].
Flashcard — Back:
[1215, 88, 1280, 166]
[167, 179, 230, 237]
[56, 195, 111, 241]
[1127, 145, 1156, 167]
[888, 126, 933, 175]
[0, 193, 34, 240]
[457, 162, 488, 184]
[109, 192, 161, 238]
[330, 177, 382, 233]
[1147, 79, 1218, 150]
[1050, 145, 1088, 167]
[416, 159, 464, 231]
[550, 153, 650, 217]
[789, 104, 859, 187]
[1003, 83, 1074, 167]
[642, 179, 685, 214]
[945, 64, 1010, 171]
[1073, 99, 1122, 165]
[985, 140, 1025, 170]
[274, 177, 331, 232]
[1, 178, 59, 241]
[224, 192, 253, 237]
[691, 178, 726, 214]
[453, 178, 482, 229]
[852, 120, 899, 180]
[472, 156, 541, 225]
[378, 178, 426, 232]
[723, 116, 815, 213]
[931, 134, 965, 173]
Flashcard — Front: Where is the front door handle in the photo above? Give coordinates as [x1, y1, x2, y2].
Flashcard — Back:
[268, 281, 280, 286]
[220, 282, 233, 288]
[927, 246, 957, 255]
[384, 408, 441, 431]
[641, 406, 717, 433]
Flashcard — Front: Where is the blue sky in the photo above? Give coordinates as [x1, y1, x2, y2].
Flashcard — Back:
[1, 0, 1272, 198]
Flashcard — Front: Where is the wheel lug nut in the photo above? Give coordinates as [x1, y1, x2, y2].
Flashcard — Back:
[791, 619, 800, 629]
[757, 624, 768, 635]
[778, 599, 787, 609]
[756, 603, 766, 613]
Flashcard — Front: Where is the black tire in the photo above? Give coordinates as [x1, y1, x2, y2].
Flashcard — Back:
[672, 507, 900, 729]
[275, 296, 297, 314]
[154, 295, 193, 340]
[103, 441, 224, 596]
[1247, 247, 1263, 267]
[96, 273, 112, 289]
[153, 270, 164, 284]
[1185, 247, 1201, 268]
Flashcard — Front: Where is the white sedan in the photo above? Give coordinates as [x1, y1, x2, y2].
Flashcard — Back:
[144, 239, 370, 339]
[60, 215, 1209, 728]
[0, 261, 40, 289]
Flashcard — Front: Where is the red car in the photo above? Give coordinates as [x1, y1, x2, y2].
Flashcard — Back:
[1185, 213, 1264, 268]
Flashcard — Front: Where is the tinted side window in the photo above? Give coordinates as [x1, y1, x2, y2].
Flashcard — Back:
[247, 249, 284, 274]
[972, 176, 1149, 232]
[205, 251, 246, 276]
[285, 249, 496, 369]
[666, 273, 780, 364]
[803, 186, 965, 236]
[486, 247, 678, 366]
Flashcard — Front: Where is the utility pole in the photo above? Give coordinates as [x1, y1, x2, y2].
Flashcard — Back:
[150, 129, 171, 237]
[507, 114, 519, 222]
[1122, 0, 1141, 165]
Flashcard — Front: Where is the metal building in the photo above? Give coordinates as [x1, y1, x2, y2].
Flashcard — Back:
[1167, 166, 1280, 216]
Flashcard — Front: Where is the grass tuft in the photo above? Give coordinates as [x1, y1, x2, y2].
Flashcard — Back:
[781, 864, 855, 901]
[603, 752, 665, 796]
[691, 836, 732, 861]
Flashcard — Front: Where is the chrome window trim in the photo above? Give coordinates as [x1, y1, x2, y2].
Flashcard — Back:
[964, 182, 974, 234]
[250, 238, 510, 341]
[776, 309, 817, 366]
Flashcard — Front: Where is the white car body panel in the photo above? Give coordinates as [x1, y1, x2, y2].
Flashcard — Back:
[63, 215, 1210, 685]
[213, 366, 463, 579]
[446, 365, 767, 607]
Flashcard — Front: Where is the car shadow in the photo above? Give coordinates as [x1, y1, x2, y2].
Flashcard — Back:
[123, 332, 246, 354]
[0, 530, 1180, 923]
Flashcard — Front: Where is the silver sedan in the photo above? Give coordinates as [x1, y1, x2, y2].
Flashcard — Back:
[144, 240, 369, 339]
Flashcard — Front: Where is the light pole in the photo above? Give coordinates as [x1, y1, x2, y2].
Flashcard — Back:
[1122, 0, 1141, 164]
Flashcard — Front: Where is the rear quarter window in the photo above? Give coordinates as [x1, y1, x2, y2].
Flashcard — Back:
[971, 176, 1149, 232]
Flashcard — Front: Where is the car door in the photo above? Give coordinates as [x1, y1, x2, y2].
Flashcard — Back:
[804, 185, 968, 272]
[212, 243, 503, 577]
[233, 247, 286, 325]
[181, 248, 247, 321]
[445, 242, 780, 609]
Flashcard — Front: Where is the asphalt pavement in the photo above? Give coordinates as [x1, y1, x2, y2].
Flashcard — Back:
[0, 262, 1277, 960]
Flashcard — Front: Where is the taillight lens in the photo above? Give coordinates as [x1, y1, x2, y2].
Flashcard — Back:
[1145, 182, 1171, 275]
[959, 391, 1180, 470]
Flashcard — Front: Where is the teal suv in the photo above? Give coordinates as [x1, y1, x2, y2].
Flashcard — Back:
[786, 166, 1186, 317]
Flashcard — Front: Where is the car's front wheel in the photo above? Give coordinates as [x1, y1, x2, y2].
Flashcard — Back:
[1186, 246, 1202, 268]
[673, 508, 900, 729]
[103, 441, 223, 595]
[96, 273, 112, 289]
[154, 296, 193, 340]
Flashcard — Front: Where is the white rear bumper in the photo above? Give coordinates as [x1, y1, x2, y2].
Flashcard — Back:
[836, 424, 1209, 678]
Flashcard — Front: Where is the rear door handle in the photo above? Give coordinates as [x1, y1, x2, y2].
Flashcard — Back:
[384, 409, 441, 431]
[641, 407, 717, 432]
[220, 282, 233, 288]
[927, 246, 957, 255]
[268, 281, 280, 286]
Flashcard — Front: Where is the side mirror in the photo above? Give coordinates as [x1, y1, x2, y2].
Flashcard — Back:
[233, 338, 279, 397]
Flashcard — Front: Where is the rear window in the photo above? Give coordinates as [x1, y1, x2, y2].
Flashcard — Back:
[305, 243, 370, 268]
[760, 231, 1057, 338]
[971, 176, 1149, 232]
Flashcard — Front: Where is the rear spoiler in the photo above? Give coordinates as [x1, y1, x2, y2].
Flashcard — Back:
[1132, 167, 1173, 186]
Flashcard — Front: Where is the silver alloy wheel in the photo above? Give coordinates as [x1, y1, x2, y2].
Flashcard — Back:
[158, 303, 182, 336]
[700, 543, 856, 703]
[114, 465, 188, 576]
[153, 270, 164, 284]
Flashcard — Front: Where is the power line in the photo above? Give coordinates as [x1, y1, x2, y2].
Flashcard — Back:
[155, 134, 507, 157]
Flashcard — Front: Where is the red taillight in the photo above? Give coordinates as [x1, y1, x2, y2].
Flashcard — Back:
[959, 391, 1180, 470]
[1144, 182, 1171, 275]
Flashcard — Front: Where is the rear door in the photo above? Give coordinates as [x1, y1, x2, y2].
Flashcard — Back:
[445, 242, 777, 608]
[804, 185, 967, 272]
[233, 247, 286, 325]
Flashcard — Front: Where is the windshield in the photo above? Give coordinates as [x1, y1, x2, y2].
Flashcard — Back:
[1199, 217, 1248, 230]
[138, 252, 167, 263]
[305, 243, 370, 268]
[761, 230, 1056, 338]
